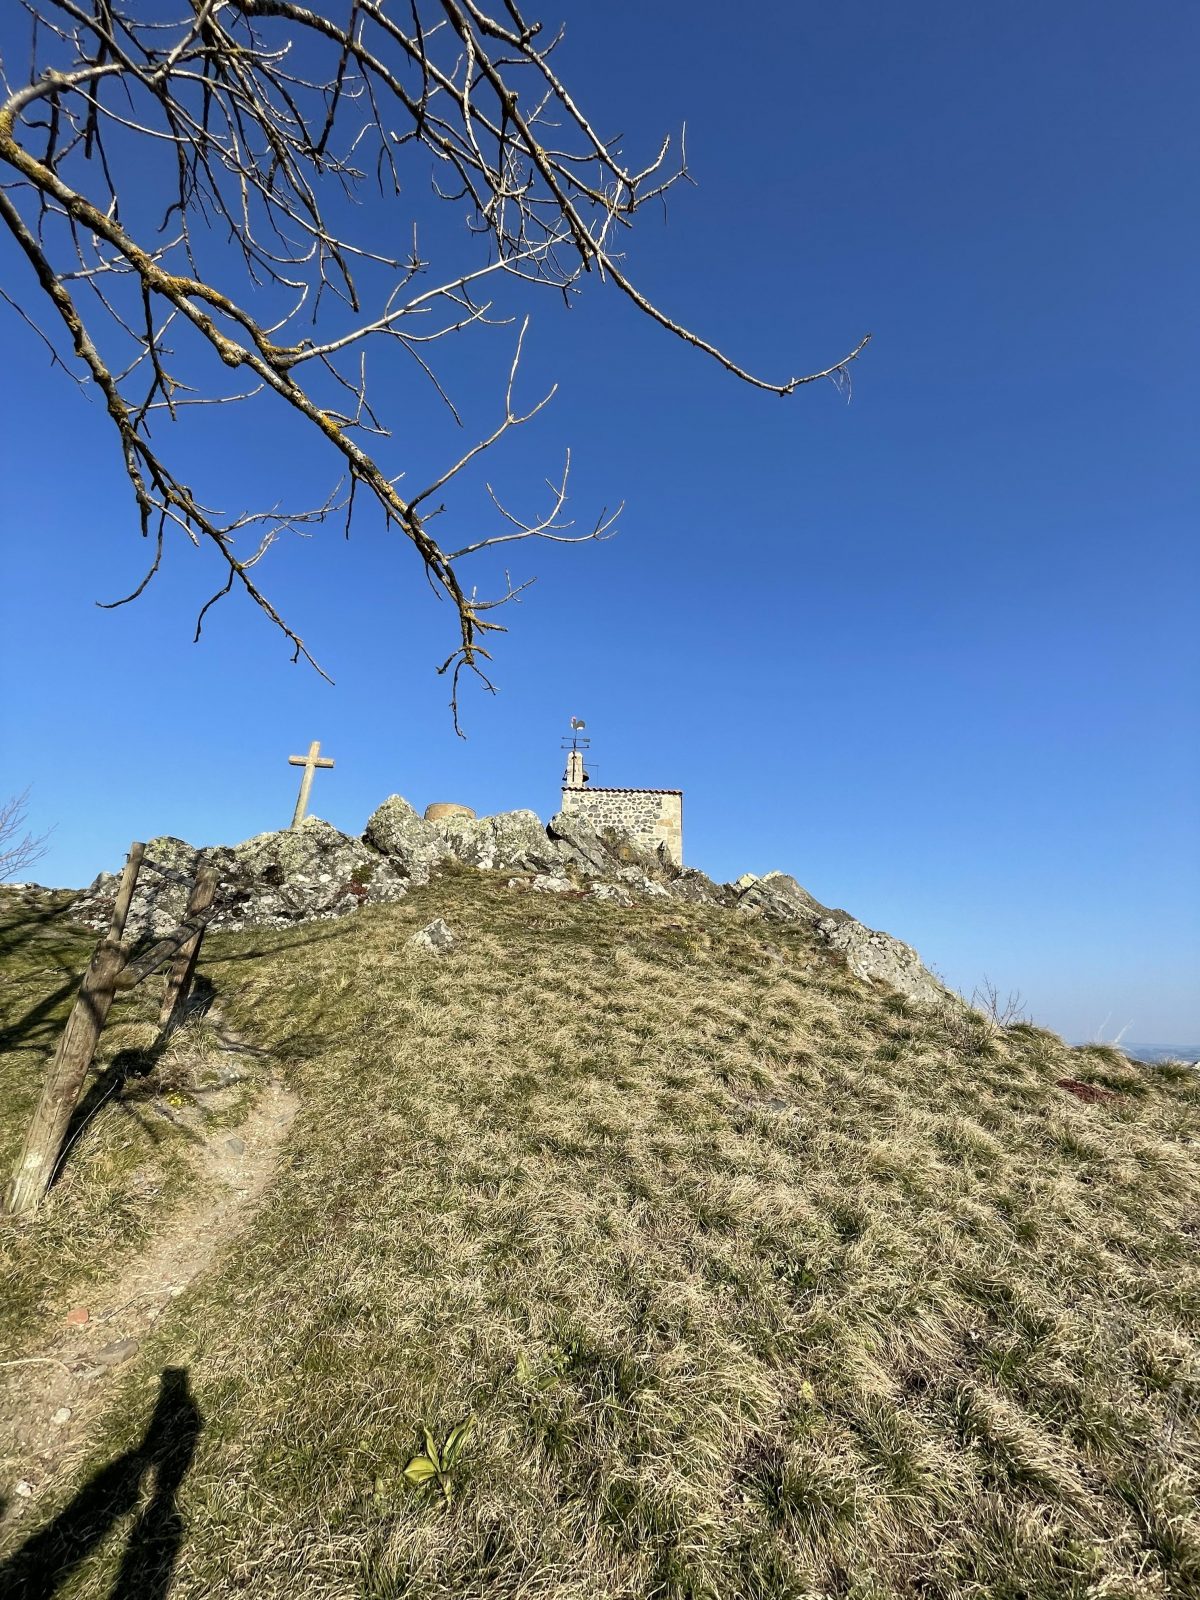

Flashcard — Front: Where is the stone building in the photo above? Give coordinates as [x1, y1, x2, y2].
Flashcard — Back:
[558, 741, 683, 867]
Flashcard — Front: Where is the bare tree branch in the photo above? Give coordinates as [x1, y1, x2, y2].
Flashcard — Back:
[0, 789, 52, 883]
[1, 1, 870, 728]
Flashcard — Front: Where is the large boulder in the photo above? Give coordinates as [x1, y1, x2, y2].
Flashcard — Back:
[365, 799, 567, 879]
[433, 808, 566, 874]
[74, 818, 407, 937]
[363, 795, 452, 886]
[486, 810, 568, 874]
[545, 810, 613, 876]
[545, 810, 671, 879]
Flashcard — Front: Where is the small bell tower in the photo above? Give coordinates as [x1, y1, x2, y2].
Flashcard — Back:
[562, 717, 590, 790]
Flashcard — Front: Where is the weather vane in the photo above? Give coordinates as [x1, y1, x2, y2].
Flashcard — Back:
[562, 716, 592, 785]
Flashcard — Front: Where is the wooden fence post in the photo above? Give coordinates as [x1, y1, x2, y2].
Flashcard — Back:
[158, 865, 219, 1037]
[4, 843, 145, 1217]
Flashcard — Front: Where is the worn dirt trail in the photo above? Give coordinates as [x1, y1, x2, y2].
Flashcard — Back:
[0, 1029, 298, 1540]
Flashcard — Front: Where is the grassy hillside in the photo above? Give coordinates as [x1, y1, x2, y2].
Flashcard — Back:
[1, 871, 1198, 1598]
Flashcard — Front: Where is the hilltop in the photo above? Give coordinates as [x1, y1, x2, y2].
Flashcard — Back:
[0, 818, 1197, 1599]
[63, 797, 948, 1010]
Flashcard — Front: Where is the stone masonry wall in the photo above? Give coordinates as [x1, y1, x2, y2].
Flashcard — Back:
[560, 788, 683, 866]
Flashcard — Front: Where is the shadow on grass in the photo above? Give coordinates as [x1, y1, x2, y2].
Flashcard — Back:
[46, 975, 234, 1189]
[61, 974, 217, 1126]
[0, 896, 84, 957]
[0, 1367, 201, 1599]
[2, 921, 343, 1061]
[0, 899, 93, 1056]
[199, 926, 347, 966]
[0, 977, 85, 1060]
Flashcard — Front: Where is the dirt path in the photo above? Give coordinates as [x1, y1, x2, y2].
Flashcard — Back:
[0, 1034, 298, 1538]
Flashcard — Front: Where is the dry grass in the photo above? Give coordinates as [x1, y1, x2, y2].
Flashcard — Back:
[2, 873, 1198, 1598]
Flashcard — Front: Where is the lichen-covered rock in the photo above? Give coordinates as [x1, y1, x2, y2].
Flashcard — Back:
[666, 868, 729, 907]
[363, 795, 451, 886]
[614, 866, 671, 899]
[80, 836, 201, 938]
[76, 838, 191, 937]
[593, 825, 673, 876]
[72, 819, 406, 937]
[431, 808, 565, 874]
[432, 813, 493, 868]
[407, 917, 455, 954]
[588, 882, 633, 906]
[367, 801, 568, 879]
[735, 871, 829, 923]
[529, 873, 574, 894]
[546, 812, 619, 877]
[546, 816, 667, 883]
[485, 810, 568, 874]
[732, 870, 946, 1007]
[818, 918, 945, 1007]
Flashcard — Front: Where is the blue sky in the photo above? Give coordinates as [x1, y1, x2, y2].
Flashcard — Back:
[2, 2, 1197, 1042]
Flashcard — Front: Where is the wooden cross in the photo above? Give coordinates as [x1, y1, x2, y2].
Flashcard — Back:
[288, 739, 335, 828]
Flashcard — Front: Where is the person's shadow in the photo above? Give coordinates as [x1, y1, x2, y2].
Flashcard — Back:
[0, 1367, 201, 1599]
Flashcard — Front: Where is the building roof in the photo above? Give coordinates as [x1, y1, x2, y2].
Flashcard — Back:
[563, 786, 682, 795]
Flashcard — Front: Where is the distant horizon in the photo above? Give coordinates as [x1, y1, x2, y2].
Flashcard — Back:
[1105, 1043, 1200, 1065]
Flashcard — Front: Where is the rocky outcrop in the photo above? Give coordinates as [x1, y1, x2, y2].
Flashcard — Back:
[733, 872, 829, 923]
[822, 920, 945, 1007]
[545, 811, 682, 884]
[75, 818, 407, 938]
[732, 872, 945, 1007]
[363, 796, 453, 886]
[544, 811, 617, 877]
[438, 808, 566, 875]
[365, 797, 565, 881]
[360, 802, 945, 1007]
[68, 798, 945, 1008]
[667, 867, 735, 908]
